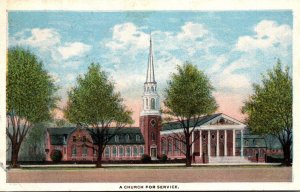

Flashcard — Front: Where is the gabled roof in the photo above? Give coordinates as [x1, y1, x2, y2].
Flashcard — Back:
[89, 127, 145, 145]
[47, 127, 145, 145]
[161, 113, 222, 131]
[47, 127, 76, 145]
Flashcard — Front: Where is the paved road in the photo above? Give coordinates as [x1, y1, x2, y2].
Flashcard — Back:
[7, 166, 292, 183]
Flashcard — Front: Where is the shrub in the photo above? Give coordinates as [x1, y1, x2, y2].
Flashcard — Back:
[141, 154, 151, 163]
[50, 149, 62, 162]
[161, 154, 168, 162]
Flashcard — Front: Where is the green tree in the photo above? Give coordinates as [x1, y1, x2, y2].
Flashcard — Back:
[242, 60, 292, 165]
[64, 63, 133, 167]
[6, 47, 58, 167]
[163, 62, 218, 167]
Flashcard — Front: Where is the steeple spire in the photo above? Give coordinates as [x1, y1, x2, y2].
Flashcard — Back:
[146, 33, 155, 83]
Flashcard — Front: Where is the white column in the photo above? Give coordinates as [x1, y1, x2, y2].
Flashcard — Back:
[241, 130, 244, 157]
[233, 129, 236, 156]
[200, 130, 202, 157]
[216, 130, 219, 157]
[192, 131, 194, 155]
[208, 130, 211, 157]
[224, 130, 227, 156]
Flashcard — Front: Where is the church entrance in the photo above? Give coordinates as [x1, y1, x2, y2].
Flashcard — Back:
[150, 147, 157, 159]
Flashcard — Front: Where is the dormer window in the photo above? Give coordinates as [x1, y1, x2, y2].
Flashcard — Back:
[136, 135, 140, 142]
[115, 135, 119, 142]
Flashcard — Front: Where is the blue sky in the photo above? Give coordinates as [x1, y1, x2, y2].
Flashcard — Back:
[8, 11, 293, 125]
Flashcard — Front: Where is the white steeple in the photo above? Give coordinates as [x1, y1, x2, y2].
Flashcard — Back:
[141, 34, 160, 116]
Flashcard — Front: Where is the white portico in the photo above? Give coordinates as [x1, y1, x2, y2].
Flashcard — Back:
[160, 113, 248, 163]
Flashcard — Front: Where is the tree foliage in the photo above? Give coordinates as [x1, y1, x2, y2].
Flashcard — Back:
[242, 60, 292, 165]
[163, 62, 217, 166]
[6, 47, 58, 167]
[64, 63, 133, 167]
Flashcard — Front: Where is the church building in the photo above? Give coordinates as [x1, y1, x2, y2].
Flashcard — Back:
[45, 36, 269, 163]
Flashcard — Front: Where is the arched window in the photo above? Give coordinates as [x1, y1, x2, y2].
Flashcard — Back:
[126, 147, 131, 157]
[146, 98, 148, 107]
[105, 147, 110, 158]
[139, 146, 144, 156]
[151, 86, 154, 92]
[151, 98, 155, 109]
[161, 139, 167, 154]
[72, 146, 77, 157]
[168, 139, 173, 154]
[133, 146, 138, 156]
[151, 132, 155, 141]
[175, 139, 180, 152]
[112, 146, 117, 157]
[119, 147, 124, 157]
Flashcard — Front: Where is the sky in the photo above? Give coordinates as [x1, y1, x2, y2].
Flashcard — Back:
[8, 11, 292, 126]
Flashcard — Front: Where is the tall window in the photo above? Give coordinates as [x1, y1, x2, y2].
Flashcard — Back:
[126, 147, 131, 157]
[151, 132, 155, 141]
[112, 146, 117, 157]
[72, 146, 77, 156]
[73, 136, 76, 142]
[119, 147, 124, 157]
[151, 98, 155, 109]
[162, 139, 167, 154]
[82, 146, 88, 156]
[175, 139, 180, 152]
[168, 139, 173, 154]
[115, 135, 119, 142]
[133, 146, 138, 156]
[146, 98, 148, 108]
[105, 147, 110, 158]
[140, 146, 144, 156]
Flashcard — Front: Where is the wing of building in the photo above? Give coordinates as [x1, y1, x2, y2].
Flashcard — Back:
[45, 35, 282, 163]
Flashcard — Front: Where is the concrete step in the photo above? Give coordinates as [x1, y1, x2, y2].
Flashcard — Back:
[209, 156, 251, 164]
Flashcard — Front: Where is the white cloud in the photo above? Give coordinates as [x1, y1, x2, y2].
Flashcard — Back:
[58, 42, 91, 60]
[105, 22, 149, 52]
[11, 28, 61, 51]
[177, 22, 208, 41]
[236, 20, 292, 53]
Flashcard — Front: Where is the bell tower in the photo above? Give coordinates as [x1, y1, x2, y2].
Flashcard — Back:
[140, 34, 161, 160]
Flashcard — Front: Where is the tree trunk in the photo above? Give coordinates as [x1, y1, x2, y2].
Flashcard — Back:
[11, 143, 20, 168]
[185, 135, 192, 167]
[282, 143, 291, 166]
[96, 147, 103, 168]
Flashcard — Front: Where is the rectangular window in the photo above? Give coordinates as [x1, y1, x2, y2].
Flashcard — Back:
[93, 148, 97, 156]
[73, 136, 76, 142]
[83, 136, 87, 142]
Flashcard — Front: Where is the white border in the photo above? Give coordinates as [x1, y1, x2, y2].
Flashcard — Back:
[1, 0, 299, 191]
